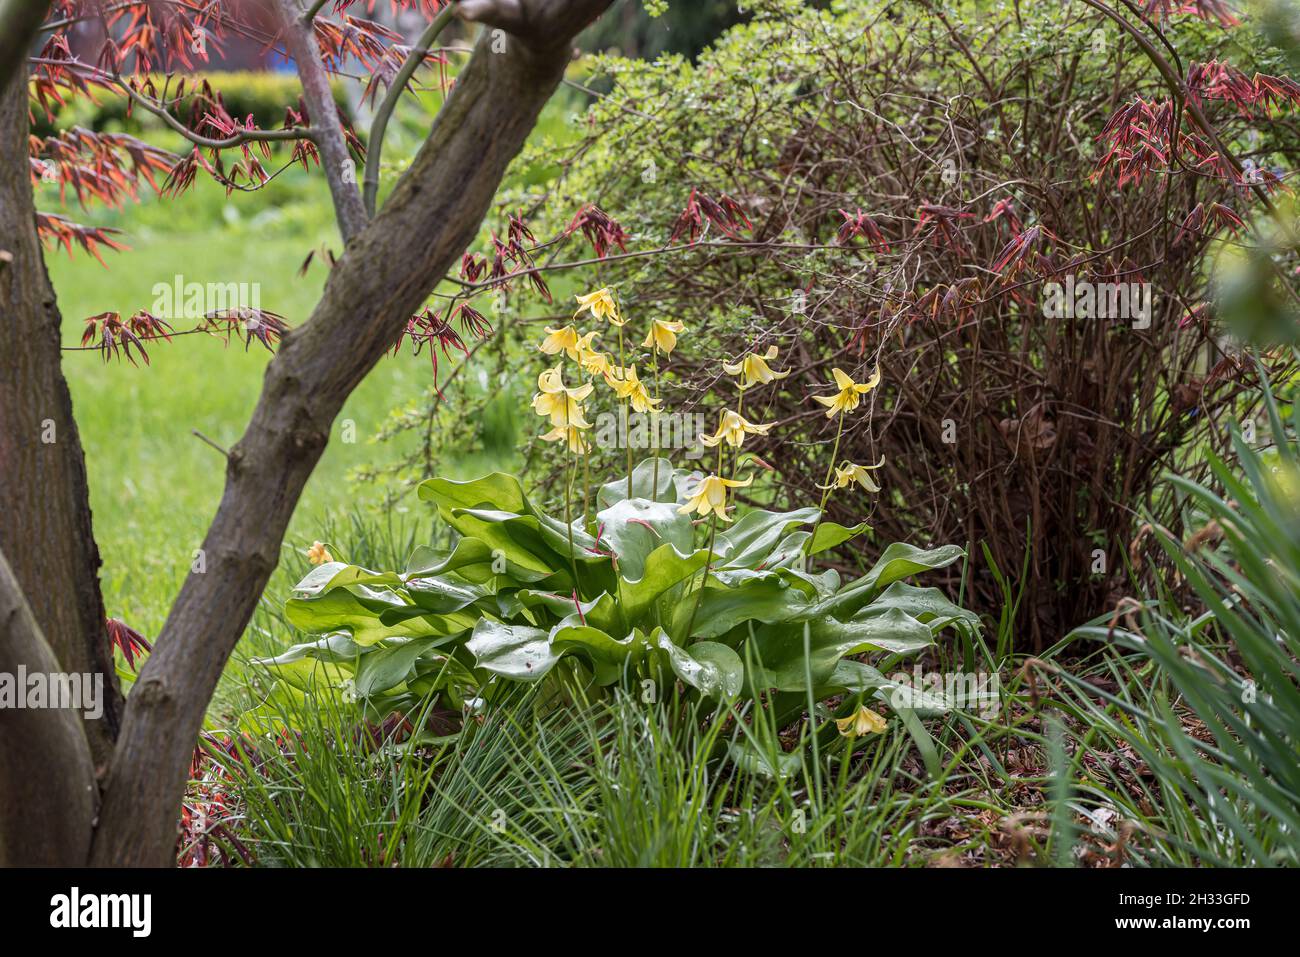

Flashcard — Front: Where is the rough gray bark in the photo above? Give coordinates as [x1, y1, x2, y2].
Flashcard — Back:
[0, 65, 122, 771]
[90, 0, 611, 866]
[0, 543, 97, 866]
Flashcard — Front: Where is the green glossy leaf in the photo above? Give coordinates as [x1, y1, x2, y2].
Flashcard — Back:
[677, 573, 815, 640]
[816, 543, 965, 617]
[619, 542, 711, 625]
[806, 520, 871, 556]
[465, 619, 556, 681]
[286, 586, 447, 647]
[516, 589, 620, 633]
[595, 497, 694, 580]
[404, 575, 493, 615]
[597, 456, 681, 508]
[656, 634, 743, 699]
[715, 507, 819, 568]
[858, 581, 981, 634]
[405, 538, 550, 585]
[419, 472, 528, 515]
[550, 617, 650, 685]
[252, 632, 369, 668]
[354, 636, 448, 697]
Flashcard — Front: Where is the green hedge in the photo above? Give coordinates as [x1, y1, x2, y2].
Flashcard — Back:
[34, 71, 354, 137]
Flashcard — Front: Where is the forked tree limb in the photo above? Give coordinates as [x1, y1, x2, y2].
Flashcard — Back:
[278, 0, 369, 242]
[90, 0, 612, 867]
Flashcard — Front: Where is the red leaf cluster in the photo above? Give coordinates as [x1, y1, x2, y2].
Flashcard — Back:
[106, 618, 153, 672]
[565, 203, 630, 257]
[669, 187, 751, 244]
[836, 208, 889, 250]
[36, 212, 128, 265]
[1094, 97, 1234, 187]
[81, 310, 174, 364]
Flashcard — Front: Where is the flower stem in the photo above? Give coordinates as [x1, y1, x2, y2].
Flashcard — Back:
[618, 326, 631, 499]
[733, 388, 745, 478]
[806, 414, 845, 558]
[651, 346, 661, 501]
[565, 451, 580, 592]
[683, 511, 718, 643]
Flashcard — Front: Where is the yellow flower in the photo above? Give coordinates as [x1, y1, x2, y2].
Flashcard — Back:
[306, 541, 333, 565]
[531, 366, 593, 429]
[812, 367, 881, 418]
[700, 409, 772, 449]
[582, 350, 614, 380]
[723, 345, 789, 390]
[642, 318, 686, 354]
[835, 705, 887, 737]
[607, 364, 660, 413]
[677, 473, 752, 523]
[574, 287, 623, 327]
[818, 459, 885, 493]
[539, 325, 580, 359]
[540, 424, 590, 454]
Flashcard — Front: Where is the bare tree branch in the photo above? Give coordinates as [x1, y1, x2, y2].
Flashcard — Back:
[364, 2, 460, 215]
[278, 0, 369, 242]
[115, 76, 320, 151]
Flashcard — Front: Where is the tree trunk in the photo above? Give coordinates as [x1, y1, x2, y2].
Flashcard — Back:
[0, 69, 122, 771]
[0, 543, 97, 865]
[0, 0, 51, 92]
[90, 2, 611, 866]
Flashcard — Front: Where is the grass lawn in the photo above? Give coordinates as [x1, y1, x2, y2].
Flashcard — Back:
[47, 177, 434, 638]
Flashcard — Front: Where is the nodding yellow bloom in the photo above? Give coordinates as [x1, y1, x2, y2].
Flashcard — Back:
[723, 345, 789, 390]
[607, 364, 660, 413]
[541, 424, 590, 454]
[532, 366, 593, 429]
[574, 287, 623, 327]
[812, 367, 881, 418]
[835, 705, 887, 737]
[700, 409, 772, 449]
[677, 473, 753, 523]
[306, 541, 333, 565]
[818, 458, 885, 493]
[642, 318, 686, 354]
[581, 349, 614, 380]
[539, 325, 581, 359]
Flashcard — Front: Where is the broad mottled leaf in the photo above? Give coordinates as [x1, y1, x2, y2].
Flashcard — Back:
[286, 586, 453, 647]
[748, 608, 934, 692]
[550, 617, 650, 685]
[595, 497, 694, 580]
[816, 543, 965, 617]
[597, 456, 681, 508]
